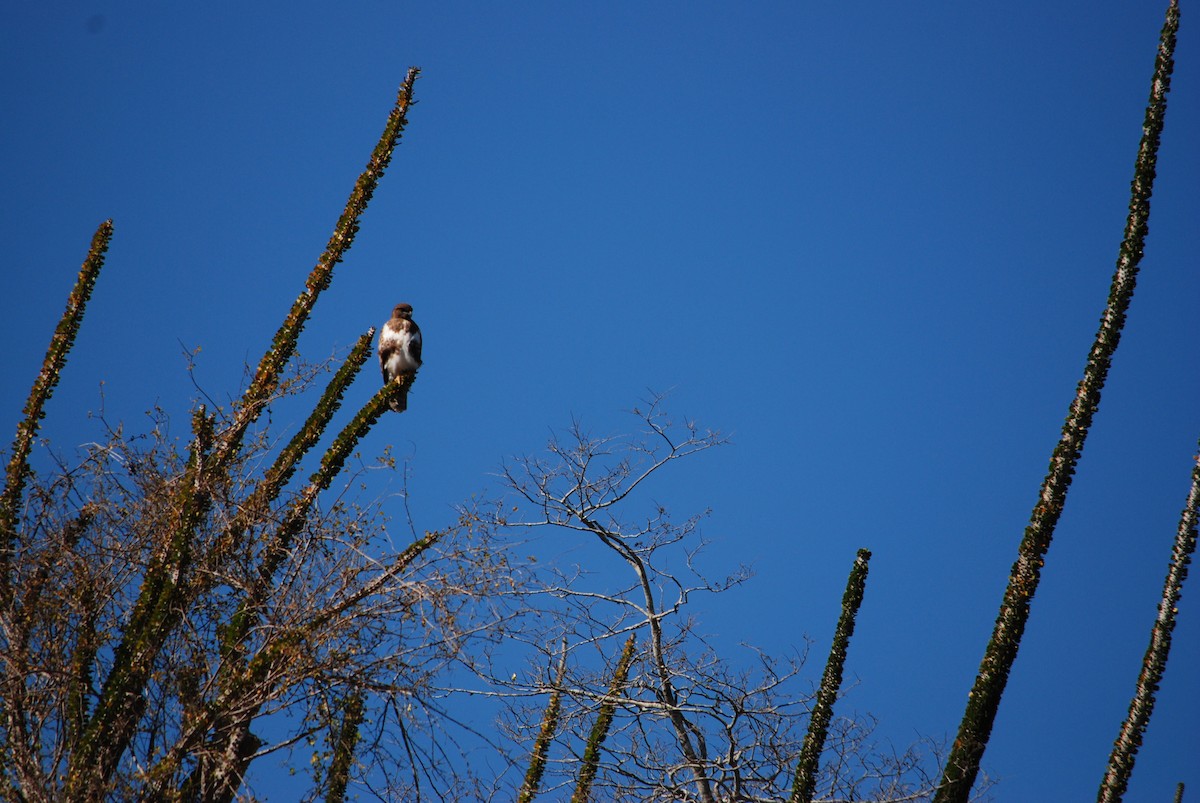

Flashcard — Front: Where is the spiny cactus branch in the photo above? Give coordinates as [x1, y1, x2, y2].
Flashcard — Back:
[1, 220, 112, 598]
[935, 4, 1180, 799]
[1097, 438, 1198, 802]
[518, 644, 569, 803]
[572, 633, 638, 803]
[791, 548, 872, 803]
[214, 67, 420, 469]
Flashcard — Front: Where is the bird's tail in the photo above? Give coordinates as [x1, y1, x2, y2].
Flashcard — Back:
[389, 390, 407, 413]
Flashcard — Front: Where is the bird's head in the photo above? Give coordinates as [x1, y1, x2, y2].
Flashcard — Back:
[393, 303, 413, 319]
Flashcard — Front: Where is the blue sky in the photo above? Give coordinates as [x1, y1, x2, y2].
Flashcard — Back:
[2, 2, 1198, 800]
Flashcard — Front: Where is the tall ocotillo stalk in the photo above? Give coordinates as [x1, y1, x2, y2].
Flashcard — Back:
[571, 634, 637, 803]
[1097, 441, 1198, 803]
[172, 376, 422, 803]
[204, 327, 379, 575]
[214, 66, 420, 469]
[65, 69, 423, 799]
[934, 4, 1180, 801]
[517, 645, 569, 803]
[324, 693, 366, 803]
[0, 220, 112, 603]
[791, 549, 871, 803]
[134, 331, 383, 796]
[0, 220, 112, 795]
[172, 521, 442, 803]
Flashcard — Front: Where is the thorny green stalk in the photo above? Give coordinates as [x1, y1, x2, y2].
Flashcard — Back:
[517, 645, 569, 803]
[0, 220, 112, 603]
[63, 68, 422, 799]
[935, 4, 1180, 800]
[65, 405, 216, 799]
[584, 517, 716, 803]
[175, 525, 441, 802]
[205, 327, 377, 575]
[1097, 440, 1198, 802]
[213, 67, 420, 469]
[325, 693, 366, 803]
[791, 549, 871, 803]
[571, 634, 637, 803]
[166, 376, 421, 801]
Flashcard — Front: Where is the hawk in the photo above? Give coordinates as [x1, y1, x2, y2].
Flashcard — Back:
[378, 302, 422, 412]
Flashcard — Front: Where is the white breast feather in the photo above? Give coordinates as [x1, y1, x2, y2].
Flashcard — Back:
[381, 327, 420, 375]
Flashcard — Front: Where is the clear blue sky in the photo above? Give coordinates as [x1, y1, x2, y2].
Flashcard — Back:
[2, 2, 1198, 800]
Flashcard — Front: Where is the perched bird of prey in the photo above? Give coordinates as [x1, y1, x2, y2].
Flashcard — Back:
[378, 302, 422, 412]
